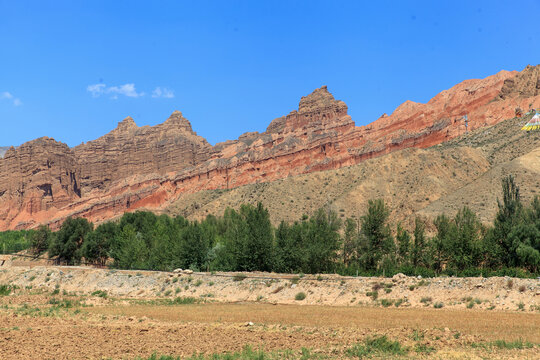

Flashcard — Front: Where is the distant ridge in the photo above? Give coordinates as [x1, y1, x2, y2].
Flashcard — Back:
[1, 65, 540, 230]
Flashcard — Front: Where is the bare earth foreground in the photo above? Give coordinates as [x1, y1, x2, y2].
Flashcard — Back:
[0, 261, 539, 359]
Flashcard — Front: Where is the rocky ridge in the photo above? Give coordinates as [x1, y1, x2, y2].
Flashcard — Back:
[1, 65, 540, 230]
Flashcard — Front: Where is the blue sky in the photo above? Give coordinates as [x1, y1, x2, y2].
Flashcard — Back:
[1, 0, 539, 147]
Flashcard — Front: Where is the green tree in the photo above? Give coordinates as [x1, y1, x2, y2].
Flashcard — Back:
[179, 221, 210, 271]
[431, 214, 452, 272]
[343, 218, 358, 266]
[358, 199, 394, 271]
[81, 222, 118, 265]
[448, 207, 485, 270]
[485, 175, 524, 267]
[303, 208, 342, 273]
[273, 221, 306, 273]
[30, 225, 52, 255]
[112, 224, 149, 269]
[241, 203, 274, 271]
[49, 217, 93, 265]
[395, 222, 411, 266]
[411, 217, 427, 268]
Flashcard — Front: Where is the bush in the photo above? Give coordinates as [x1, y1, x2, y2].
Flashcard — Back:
[366, 291, 378, 300]
[506, 279, 514, 289]
[346, 335, 407, 357]
[433, 302, 444, 308]
[233, 274, 247, 282]
[295, 292, 306, 301]
[91, 290, 108, 298]
[0, 284, 13, 296]
[171, 297, 197, 305]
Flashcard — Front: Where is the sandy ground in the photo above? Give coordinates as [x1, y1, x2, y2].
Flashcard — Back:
[1, 263, 538, 311]
[0, 263, 539, 359]
[0, 295, 539, 359]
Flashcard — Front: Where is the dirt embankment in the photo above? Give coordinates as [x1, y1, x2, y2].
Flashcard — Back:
[0, 264, 538, 312]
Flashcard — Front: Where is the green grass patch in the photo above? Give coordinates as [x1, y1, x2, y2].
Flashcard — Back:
[0, 284, 13, 296]
[134, 345, 324, 359]
[346, 335, 407, 357]
[91, 290, 108, 298]
[471, 339, 535, 350]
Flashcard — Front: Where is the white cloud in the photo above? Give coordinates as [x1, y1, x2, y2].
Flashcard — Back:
[152, 87, 175, 98]
[108, 83, 144, 98]
[1, 92, 13, 99]
[1, 91, 22, 106]
[87, 83, 144, 99]
[87, 84, 106, 97]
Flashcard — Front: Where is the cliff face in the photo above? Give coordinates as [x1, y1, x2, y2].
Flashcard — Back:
[0, 138, 80, 229]
[2, 65, 540, 230]
[73, 111, 211, 194]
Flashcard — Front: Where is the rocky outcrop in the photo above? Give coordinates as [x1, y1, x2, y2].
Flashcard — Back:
[0, 138, 80, 229]
[73, 111, 211, 193]
[2, 65, 540, 230]
[498, 64, 540, 100]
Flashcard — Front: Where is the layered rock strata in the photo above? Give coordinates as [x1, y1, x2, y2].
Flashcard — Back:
[1, 65, 540, 229]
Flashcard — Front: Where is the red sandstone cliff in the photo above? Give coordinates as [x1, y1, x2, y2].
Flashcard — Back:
[1, 65, 540, 230]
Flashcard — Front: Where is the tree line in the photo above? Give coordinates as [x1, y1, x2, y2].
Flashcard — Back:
[4, 175, 539, 276]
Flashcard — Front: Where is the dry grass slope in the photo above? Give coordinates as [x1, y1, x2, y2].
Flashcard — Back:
[164, 113, 540, 229]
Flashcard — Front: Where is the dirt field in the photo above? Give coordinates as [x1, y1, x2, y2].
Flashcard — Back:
[0, 264, 539, 359]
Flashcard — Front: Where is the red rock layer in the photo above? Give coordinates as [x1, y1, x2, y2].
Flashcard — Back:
[1, 65, 540, 229]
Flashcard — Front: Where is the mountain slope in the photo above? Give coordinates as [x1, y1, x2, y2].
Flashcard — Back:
[1, 65, 540, 230]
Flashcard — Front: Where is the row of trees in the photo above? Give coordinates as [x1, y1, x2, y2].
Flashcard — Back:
[18, 176, 540, 275]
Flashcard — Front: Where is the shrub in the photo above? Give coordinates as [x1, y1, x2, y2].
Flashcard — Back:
[171, 297, 197, 305]
[346, 335, 407, 357]
[414, 343, 435, 354]
[506, 279, 514, 289]
[380, 299, 393, 307]
[518, 285, 526, 292]
[366, 291, 378, 300]
[0, 284, 13, 296]
[91, 290, 108, 298]
[295, 292, 306, 301]
[233, 274, 247, 282]
[420, 297, 432, 304]
[433, 302, 444, 309]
